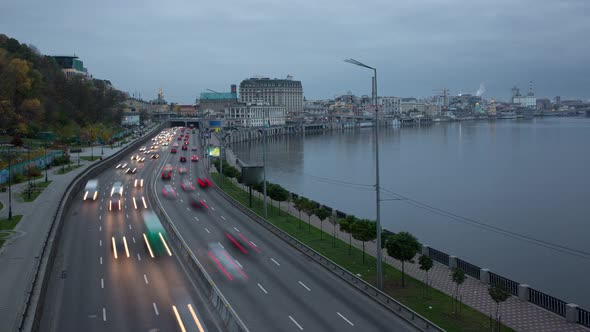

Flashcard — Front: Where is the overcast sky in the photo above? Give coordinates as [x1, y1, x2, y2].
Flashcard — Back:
[1, 0, 589, 104]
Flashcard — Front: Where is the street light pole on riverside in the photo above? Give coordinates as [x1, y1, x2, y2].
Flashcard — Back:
[262, 119, 268, 220]
[344, 58, 383, 290]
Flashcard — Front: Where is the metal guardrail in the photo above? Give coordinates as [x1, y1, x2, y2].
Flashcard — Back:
[456, 258, 481, 279]
[489, 272, 519, 296]
[529, 287, 567, 318]
[19, 124, 165, 332]
[208, 170, 444, 332]
[149, 151, 249, 332]
[579, 308, 590, 328]
[428, 247, 449, 266]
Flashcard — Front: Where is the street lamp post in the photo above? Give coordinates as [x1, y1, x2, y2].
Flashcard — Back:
[44, 138, 48, 183]
[27, 139, 31, 200]
[344, 58, 383, 290]
[262, 120, 268, 220]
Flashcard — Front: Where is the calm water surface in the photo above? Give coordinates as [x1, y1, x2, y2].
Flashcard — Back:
[230, 117, 590, 308]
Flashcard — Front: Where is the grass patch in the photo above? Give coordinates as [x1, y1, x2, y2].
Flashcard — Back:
[80, 156, 100, 161]
[20, 181, 52, 202]
[0, 200, 3, 210]
[56, 164, 82, 174]
[0, 215, 23, 248]
[212, 173, 514, 332]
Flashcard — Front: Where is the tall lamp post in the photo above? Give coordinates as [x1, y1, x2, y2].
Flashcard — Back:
[344, 58, 383, 290]
[44, 137, 48, 183]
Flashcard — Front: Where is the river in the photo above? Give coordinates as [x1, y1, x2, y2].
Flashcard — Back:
[229, 117, 590, 308]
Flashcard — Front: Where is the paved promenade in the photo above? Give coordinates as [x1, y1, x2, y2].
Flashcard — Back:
[226, 175, 589, 332]
[0, 139, 139, 331]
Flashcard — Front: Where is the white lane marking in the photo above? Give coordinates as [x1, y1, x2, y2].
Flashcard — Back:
[298, 281, 311, 292]
[205, 228, 210, 234]
[187, 207, 190, 211]
[218, 242, 224, 249]
[137, 253, 141, 261]
[257, 283, 268, 294]
[234, 260, 243, 268]
[211, 207, 215, 211]
[103, 307, 107, 321]
[126, 213, 129, 219]
[250, 241, 258, 248]
[271, 258, 280, 266]
[194, 216, 199, 221]
[144, 274, 149, 284]
[233, 227, 240, 232]
[99, 240, 102, 247]
[99, 226, 102, 232]
[203, 200, 207, 203]
[180, 199, 183, 203]
[128, 224, 132, 230]
[196, 192, 200, 196]
[289, 316, 303, 330]
[99, 215, 102, 220]
[221, 216, 226, 221]
[337, 312, 354, 326]
[153, 302, 159, 316]
[99, 206, 102, 210]
[100, 257, 103, 265]
[101, 278, 104, 289]
[132, 237, 136, 244]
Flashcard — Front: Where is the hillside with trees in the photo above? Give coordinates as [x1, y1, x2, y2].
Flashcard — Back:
[0, 34, 127, 142]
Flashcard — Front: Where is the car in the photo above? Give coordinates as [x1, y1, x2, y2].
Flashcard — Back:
[190, 196, 208, 209]
[191, 147, 197, 151]
[162, 142, 168, 146]
[138, 157, 146, 162]
[183, 141, 189, 145]
[83, 179, 99, 201]
[121, 163, 128, 169]
[151, 154, 160, 159]
[171, 148, 177, 154]
[162, 184, 177, 198]
[191, 155, 199, 162]
[180, 156, 187, 162]
[161, 164, 173, 180]
[197, 177, 212, 188]
[178, 166, 188, 174]
[134, 178, 144, 187]
[172, 142, 179, 147]
[177, 137, 182, 141]
[181, 145, 188, 151]
[125, 167, 137, 174]
[181, 179, 194, 191]
[139, 146, 146, 152]
[109, 182, 123, 211]
[131, 155, 140, 160]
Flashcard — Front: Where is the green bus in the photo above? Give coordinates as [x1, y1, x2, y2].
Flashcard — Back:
[142, 211, 172, 257]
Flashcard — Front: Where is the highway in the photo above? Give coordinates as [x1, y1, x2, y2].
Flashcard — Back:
[40, 135, 223, 332]
[155, 127, 418, 331]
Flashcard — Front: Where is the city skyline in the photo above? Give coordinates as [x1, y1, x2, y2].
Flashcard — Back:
[1, 0, 589, 104]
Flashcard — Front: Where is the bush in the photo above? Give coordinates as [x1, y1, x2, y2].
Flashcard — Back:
[52, 154, 70, 166]
[26, 165, 41, 177]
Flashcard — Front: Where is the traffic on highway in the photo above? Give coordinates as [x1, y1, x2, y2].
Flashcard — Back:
[39, 125, 416, 332]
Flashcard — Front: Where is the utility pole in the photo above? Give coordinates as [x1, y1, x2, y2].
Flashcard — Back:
[262, 120, 268, 220]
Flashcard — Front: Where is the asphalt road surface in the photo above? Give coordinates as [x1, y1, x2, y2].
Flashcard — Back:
[40, 136, 224, 332]
[154, 128, 417, 332]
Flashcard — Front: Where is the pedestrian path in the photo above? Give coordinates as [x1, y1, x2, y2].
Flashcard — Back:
[227, 178, 589, 332]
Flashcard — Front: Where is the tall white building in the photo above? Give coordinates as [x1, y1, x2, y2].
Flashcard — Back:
[226, 103, 286, 128]
[239, 76, 303, 115]
[378, 97, 401, 116]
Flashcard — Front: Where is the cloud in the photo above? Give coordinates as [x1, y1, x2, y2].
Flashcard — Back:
[1, 0, 588, 102]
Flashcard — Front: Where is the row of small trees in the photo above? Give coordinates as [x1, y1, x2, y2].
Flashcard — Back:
[218, 172, 511, 326]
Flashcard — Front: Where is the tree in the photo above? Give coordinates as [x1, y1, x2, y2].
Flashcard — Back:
[303, 200, 316, 233]
[314, 207, 331, 240]
[328, 213, 339, 247]
[386, 231, 420, 287]
[418, 255, 433, 297]
[268, 183, 289, 216]
[488, 284, 510, 331]
[451, 267, 466, 315]
[351, 219, 376, 264]
[292, 196, 304, 229]
[339, 215, 356, 255]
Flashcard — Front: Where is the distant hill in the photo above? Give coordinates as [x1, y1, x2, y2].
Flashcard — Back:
[0, 34, 126, 140]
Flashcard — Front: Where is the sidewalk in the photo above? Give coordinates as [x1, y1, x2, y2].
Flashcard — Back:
[227, 177, 588, 332]
[0, 137, 140, 331]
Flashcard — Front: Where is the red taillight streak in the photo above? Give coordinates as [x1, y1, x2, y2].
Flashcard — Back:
[225, 233, 248, 254]
[238, 233, 261, 253]
[208, 251, 233, 280]
[200, 200, 209, 209]
[222, 250, 248, 280]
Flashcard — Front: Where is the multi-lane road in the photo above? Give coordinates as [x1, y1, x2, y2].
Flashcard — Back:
[154, 128, 417, 331]
[40, 132, 223, 331]
[39, 126, 418, 331]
